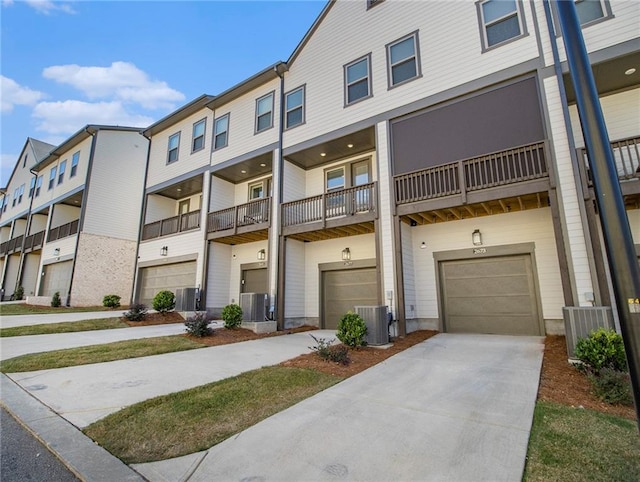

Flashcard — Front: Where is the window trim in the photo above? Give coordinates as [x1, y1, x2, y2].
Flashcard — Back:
[213, 113, 230, 151]
[167, 132, 181, 164]
[254, 91, 275, 134]
[366, 0, 384, 10]
[191, 118, 207, 153]
[29, 177, 36, 198]
[35, 176, 42, 197]
[58, 159, 67, 185]
[476, 0, 528, 52]
[552, 0, 614, 33]
[18, 184, 24, 203]
[70, 151, 79, 178]
[284, 85, 306, 130]
[48, 166, 57, 190]
[324, 157, 373, 193]
[344, 53, 373, 107]
[385, 31, 422, 90]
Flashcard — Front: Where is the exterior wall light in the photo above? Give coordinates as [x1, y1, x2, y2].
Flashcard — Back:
[472, 229, 483, 246]
[342, 247, 351, 261]
[420, 242, 427, 249]
[160, 246, 168, 256]
[53, 248, 60, 256]
[257, 249, 266, 261]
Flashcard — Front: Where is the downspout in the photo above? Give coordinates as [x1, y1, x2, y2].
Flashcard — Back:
[130, 131, 152, 306]
[275, 64, 286, 330]
[65, 127, 97, 306]
[15, 169, 39, 291]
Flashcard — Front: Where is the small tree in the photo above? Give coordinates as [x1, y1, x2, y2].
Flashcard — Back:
[336, 311, 367, 347]
[123, 303, 148, 322]
[153, 290, 175, 314]
[185, 312, 212, 337]
[222, 303, 243, 329]
[575, 328, 627, 373]
[102, 294, 121, 308]
[13, 286, 24, 301]
[51, 291, 62, 308]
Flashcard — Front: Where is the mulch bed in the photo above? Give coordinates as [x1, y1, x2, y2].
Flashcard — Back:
[123, 311, 185, 326]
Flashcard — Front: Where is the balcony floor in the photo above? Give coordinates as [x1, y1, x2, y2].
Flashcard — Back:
[209, 228, 269, 245]
[287, 220, 375, 242]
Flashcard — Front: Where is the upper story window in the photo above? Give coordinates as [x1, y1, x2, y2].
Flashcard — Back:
[386, 32, 421, 88]
[248, 178, 271, 201]
[48, 166, 57, 190]
[58, 160, 67, 185]
[285, 86, 305, 129]
[255, 92, 274, 133]
[12, 188, 18, 206]
[325, 160, 371, 193]
[23, 153, 28, 168]
[35, 176, 43, 197]
[575, 0, 612, 26]
[18, 184, 24, 203]
[29, 177, 36, 198]
[192, 118, 206, 153]
[367, 0, 384, 8]
[345, 54, 372, 105]
[167, 132, 180, 164]
[213, 114, 230, 150]
[326, 167, 346, 192]
[70, 151, 79, 177]
[477, 0, 526, 50]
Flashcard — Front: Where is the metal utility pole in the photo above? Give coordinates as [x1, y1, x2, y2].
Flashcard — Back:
[556, 0, 640, 426]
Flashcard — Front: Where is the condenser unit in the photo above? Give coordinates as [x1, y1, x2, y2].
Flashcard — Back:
[563, 306, 614, 357]
[240, 293, 268, 322]
[175, 288, 198, 312]
[355, 305, 389, 346]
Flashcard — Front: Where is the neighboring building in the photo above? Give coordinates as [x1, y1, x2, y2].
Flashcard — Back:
[0, 126, 149, 305]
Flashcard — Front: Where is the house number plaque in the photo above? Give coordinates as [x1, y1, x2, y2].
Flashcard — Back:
[473, 248, 487, 254]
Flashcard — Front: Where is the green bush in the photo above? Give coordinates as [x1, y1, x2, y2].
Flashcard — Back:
[575, 328, 627, 373]
[222, 304, 243, 329]
[152, 290, 175, 314]
[13, 286, 24, 301]
[336, 311, 367, 347]
[588, 368, 633, 405]
[102, 294, 121, 308]
[123, 304, 148, 322]
[185, 312, 212, 337]
[51, 291, 61, 308]
[309, 334, 350, 365]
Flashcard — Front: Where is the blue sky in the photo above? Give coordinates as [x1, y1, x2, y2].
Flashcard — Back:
[0, 0, 326, 185]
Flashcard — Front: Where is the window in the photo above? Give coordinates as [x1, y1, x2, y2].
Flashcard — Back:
[29, 177, 36, 198]
[58, 160, 67, 185]
[213, 114, 229, 150]
[575, 0, 610, 25]
[367, 0, 384, 8]
[18, 184, 24, 203]
[23, 153, 28, 168]
[70, 151, 79, 177]
[352, 161, 370, 186]
[285, 86, 305, 129]
[167, 133, 180, 164]
[255, 92, 274, 133]
[192, 118, 206, 152]
[35, 176, 42, 197]
[48, 166, 57, 190]
[386, 32, 421, 88]
[477, 0, 526, 50]
[326, 167, 346, 192]
[178, 199, 190, 215]
[345, 55, 372, 105]
[12, 188, 18, 207]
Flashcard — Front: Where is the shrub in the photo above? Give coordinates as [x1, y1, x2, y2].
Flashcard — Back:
[123, 303, 148, 322]
[336, 311, 367, 347]
[588, 368, 633, 405]
[102, 294, 121, 308]
[13, 286, 24, 301]
[152, 290, 175, 314]
[51, 291, 61, 308]
[185, 312, 212, 337]
[575, 328, 627, 373]
[309, 334, 350, 365]
[222, 303, 243, 329]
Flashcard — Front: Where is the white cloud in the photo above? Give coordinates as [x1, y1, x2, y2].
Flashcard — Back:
[24, 0, 75, 14]
[32, 100, 154, 135]
[42, 61, 185, 109]
[1, 76, 45, 113]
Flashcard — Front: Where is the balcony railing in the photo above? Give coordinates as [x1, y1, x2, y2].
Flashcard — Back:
[0, 241, 7, 256]
[48, 219, 79, 242]
[282, 182, 377, 228]
[581, 135, 639, 181]
[23, 230, 45, 253]
[394, 141, 548, 205]
[6, 235, 24, 254]
[207, 197, 271, 234]
[142, 209, 201, 241]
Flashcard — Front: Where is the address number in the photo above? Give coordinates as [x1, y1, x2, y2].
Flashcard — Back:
[473, 248, 487, 254]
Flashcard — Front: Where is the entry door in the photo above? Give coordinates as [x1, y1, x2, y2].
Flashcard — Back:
[241, 268, 268, 294]
[322, 268, 378, 330]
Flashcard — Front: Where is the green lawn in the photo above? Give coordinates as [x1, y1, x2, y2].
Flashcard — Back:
[0, 318, 129, 337]
[0, 336, 202, 373]
[524, 400, 640, 481]
[0, 304, 112, 316]
[84, 366, 341, 464]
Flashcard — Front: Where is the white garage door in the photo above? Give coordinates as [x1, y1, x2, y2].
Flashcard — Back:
[322, 268, 378, 330]
[138, 261, 197, 305]
[40, 260, 73, 299]
[440, 255, 541, 336]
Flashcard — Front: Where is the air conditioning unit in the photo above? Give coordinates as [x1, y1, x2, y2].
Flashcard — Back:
[240, 293, 268, 322]
[563, 306, 614, 357]
[175, 287, 198, 311]
[355, 305, 389, 346]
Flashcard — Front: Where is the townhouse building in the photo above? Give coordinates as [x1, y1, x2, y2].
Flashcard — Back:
[0, 126, 148, 305]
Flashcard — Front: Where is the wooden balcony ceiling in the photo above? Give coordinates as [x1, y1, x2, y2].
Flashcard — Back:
[212, 228, 269, 246]
[400, 192, 549, 226]
[287, 221, 375, 242]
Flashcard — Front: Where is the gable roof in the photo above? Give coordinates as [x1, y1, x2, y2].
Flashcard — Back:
[1, 137, 56, 192]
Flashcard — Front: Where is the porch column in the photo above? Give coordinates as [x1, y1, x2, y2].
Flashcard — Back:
[197, 170, 211, 306]
[269, 147, 282, 325]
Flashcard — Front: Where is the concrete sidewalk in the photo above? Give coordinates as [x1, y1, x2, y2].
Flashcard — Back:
[1, 310, 126, 328]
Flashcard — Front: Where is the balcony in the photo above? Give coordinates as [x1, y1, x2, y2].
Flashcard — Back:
[48, 220, 80, 243]
[142, 210, 201, 241]
[281, 182, 378, 240]
[23, 230, 45, 253]
[207, 197, 271, 242]
[6, 235, 24, 255]
[0, 241, 7, 256]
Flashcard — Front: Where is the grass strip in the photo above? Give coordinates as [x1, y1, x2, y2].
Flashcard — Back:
[0, 336, 203, 373]
[84, 366, 341, 464]
[0, 318, 129, 337]
[0, 304, 112, 315]
[524, 400, 640, 482]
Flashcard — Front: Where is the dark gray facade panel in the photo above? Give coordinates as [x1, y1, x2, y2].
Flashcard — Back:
[391, 77, 545, 175]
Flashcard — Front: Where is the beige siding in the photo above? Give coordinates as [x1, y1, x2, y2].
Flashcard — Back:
[206, 242, 232, 308]
[209, 176, 235, 211]
[29, 214, 48, 233]
[629, 210, 640, 243]
[42, 235, 77, 261]
[50, 204, 80, 227]
[400, 221, 416, 321]
[2, 147, 38, 221]
[82, 130, 148, 240]
[145, 195, 175, 224]
[20, 253, 41, 297]
[2, 254, 21, 296]
[285, 238, 306, 318]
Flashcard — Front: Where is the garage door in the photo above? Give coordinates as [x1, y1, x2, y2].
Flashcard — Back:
[138, 261, 197, 305]
[440, 255, 541, 335]
[40, 260, 73, 298]
[322, 268, 378, 330]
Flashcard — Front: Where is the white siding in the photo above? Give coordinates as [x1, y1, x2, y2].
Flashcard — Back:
[83, 130, 148, 240]
[209, 176, 235, 211]
[233, 174, 273, 206]
[228, 241, 269, 305]
[283, 162, 305, 202]
[138, 230, 203, 265]
[145, 195, 175, 224]
[400, 221, 416, 320]
[29, 214, 48, 234]
[3, 254, 21, 295]
[42, 235, 77, 261]
[50, 205, 80, 227]
[21, 253, 41, 297]
[285, 238, 306, 317]
[206, 242, 232, 308]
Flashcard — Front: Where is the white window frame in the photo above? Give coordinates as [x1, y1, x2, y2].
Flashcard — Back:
[255, 92, 274, 134]
[477, 0, 527, 52]
[192, 118, 206, 153]
[344, 54, 372, 106]
[35, 176, 43, 197]
[70, 151, 79, 178]
[325, 166, 346, 192]
[167, 132, 180, 164]
[213, 114, 230, 151]
[18, 184, 24, 203]
[48, 166, 57, 190]
[285, 85, 305, 130]
[386, 31, 421, 89]
[29, 177, 36, 198]
[574, 0, 612, 27]
[58, 160, 67, 185]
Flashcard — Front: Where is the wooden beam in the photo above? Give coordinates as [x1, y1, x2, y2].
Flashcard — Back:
[448, 208, 461, 220]
[418, 212, 434, 224]
[518, 196, 525, 211]
[481, 202, 492, 215]
[433, 210, 448, 222]
[407, 214, 423, 225]
[464, 205, 476, 217]
[498, 200, 509, 213]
